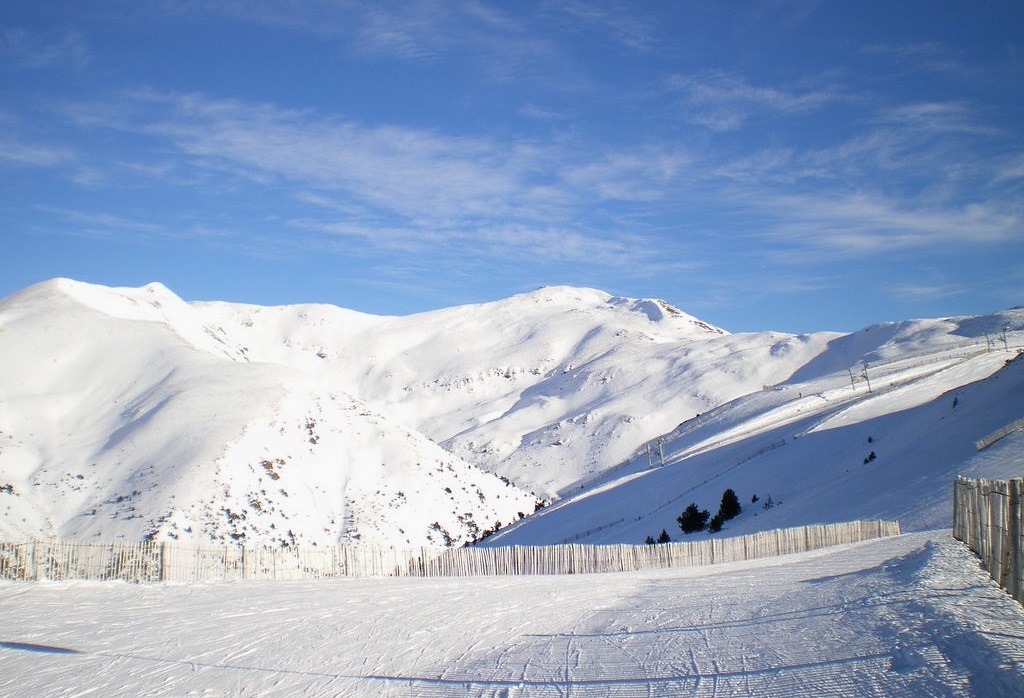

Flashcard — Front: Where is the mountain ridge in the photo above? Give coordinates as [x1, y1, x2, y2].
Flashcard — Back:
[1, 277, 1021, 547]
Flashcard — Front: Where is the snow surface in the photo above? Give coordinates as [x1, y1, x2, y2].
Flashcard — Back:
[2, 280, 1024, 696]
[0, 279, 537, 547]
[1, 532, 1022, 697]
[1, 278, 1022, 549]
[487, 340, 1024, 546]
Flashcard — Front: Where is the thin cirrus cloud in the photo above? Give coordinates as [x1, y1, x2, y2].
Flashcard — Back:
[54, 88, 693, 279]
[859, 42, 973, 79]
[159, 0, 552, 72]
[0, 133, 74, 168]
[294, 218, 665, 273]
[36, 206, 167, 243]
[667, 70, 841, 131]
[751, 190, 1021, 262]
[549, 1, 659, 51]
[890, 283, 966, 301]
[54, 81, 1021, 280]
[871, 101, 1002, 136]
[0, 26, 90, 70]
[134, 93, 545, 218]
[96, 90, 698, 228]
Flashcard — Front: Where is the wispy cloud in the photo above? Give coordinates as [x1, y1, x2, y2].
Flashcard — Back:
[48, 79, 1023, 282]
[560, 146, 694, 201]
[36, 206, 167, 242]
[71, 90, 707, 229]
[147, 0, 357, 38]
[0, 135, 74, 168]
[351, 2, 469, 60]
[294, 217, 664, 272]
[748, 0, 822, 29]
[871, 101, 1001, 136]
[667, 70, 840, 131]
[0, 112, 75, 167]
[52, 88, 709, 280]
[860, 41, 972, 79]
[549, 1, 658, 50]
[150, 0, 557, 81]
[134, 93, 565, 221]
[518, 103, 570, 121]
[889, 283, 966, 301]
[0, 26, 90, 69]
[991, 154, 1024, 184]
[750, 190, 1022, 261]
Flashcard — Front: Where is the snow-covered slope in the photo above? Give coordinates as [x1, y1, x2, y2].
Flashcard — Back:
[0, 279, 536, 547]
[487, 325, 1024, 546]
[4, 532, 1023, 697]
[1, 278, 1021, 548]
[193, 286, 743, 497]
[193, 287, 861, 498]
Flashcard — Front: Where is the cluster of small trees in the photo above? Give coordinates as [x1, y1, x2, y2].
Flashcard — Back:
[679, 488, 742, 534]
[646, 488, 744, 543]
[644, 529, 673, 545]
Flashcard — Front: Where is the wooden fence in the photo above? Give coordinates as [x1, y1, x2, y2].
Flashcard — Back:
[0, 520, 900, 584]
[975, 417, 1024, 451]
[953, 476, 1024, 605]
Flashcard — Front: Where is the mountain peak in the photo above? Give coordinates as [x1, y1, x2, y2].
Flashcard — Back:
[2, 277, 1020, 548]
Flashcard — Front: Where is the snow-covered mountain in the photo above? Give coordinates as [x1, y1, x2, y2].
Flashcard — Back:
[487, 334, 1024, 546]
[0, 279, 537, 547]
[1, 278, 1021, 548]
[192, 285, 746, 498]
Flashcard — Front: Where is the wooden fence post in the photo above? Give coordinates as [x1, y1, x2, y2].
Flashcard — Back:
[0, 519, 901, 583]
[953, 475, 1024, 606]
[1006, 479, 1022, 603]
[31, 539, 40, 581]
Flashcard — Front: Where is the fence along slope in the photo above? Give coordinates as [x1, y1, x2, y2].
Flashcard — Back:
[0, 520, 900, 583]
[953, 476, 1024, 605]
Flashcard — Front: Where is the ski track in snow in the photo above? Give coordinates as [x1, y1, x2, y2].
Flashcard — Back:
[1, 532, 1022, 697]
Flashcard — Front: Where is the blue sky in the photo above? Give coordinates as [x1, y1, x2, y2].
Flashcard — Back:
[1, 1, 1022, 332]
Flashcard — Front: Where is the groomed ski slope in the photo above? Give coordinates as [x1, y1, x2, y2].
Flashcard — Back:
[2, 532, 1022, 697]
[485, 348, 1024, 547]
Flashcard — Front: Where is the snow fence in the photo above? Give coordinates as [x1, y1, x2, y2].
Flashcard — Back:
[0, 520, 899, 583]
[975, 416, 1024, 451]
[953, 475, 1024, 605]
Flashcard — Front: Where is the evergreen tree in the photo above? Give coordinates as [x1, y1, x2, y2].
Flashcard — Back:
[677, 502, 710, 533]
[645, 535, 656, 545]
[657, 529, 671, 544]
[708, 513, 724, 533]
[719, 488, 741, 520]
